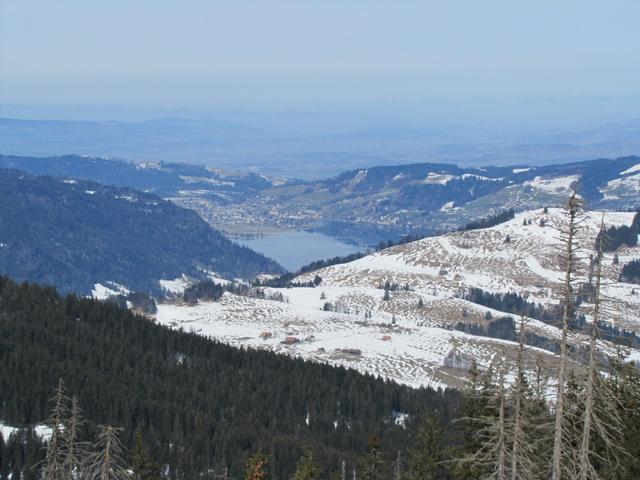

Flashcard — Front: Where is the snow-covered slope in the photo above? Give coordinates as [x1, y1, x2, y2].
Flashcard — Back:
[155, 208, 640, 389]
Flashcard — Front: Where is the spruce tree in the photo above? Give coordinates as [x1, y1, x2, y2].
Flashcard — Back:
[360, 435, 387, 480]
[612, 360, 640, 479]
[407, 414, 446, 480]
[131, 429, 159, 480]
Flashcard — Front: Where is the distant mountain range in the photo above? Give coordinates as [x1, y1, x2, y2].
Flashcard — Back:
[0, 169, 282, 294]
[2, 105, 640, 178]
[2, 154, 640, 247]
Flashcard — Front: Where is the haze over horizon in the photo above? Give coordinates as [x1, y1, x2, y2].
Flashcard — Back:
[2, 1, 640, 175]
[2, 1, 639, 110]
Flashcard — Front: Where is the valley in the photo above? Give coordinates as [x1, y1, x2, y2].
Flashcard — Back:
[4, 4, 640, 478]
[5, 154, 640, 247]
[174, 157, 640, 245]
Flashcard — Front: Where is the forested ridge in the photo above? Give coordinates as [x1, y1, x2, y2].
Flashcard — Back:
[0, 154, 276, 198]
[0, 169, 282, 294]
[0, 277, 460, 479]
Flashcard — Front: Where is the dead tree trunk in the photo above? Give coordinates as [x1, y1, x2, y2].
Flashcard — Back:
[44, 378, 69, 480]
[496, 370, 508, 480]
[510, 318, 528, 480]
[578, 216, 627, 479]
[90, 425, 128, 480]
[552, 193, 580, 480]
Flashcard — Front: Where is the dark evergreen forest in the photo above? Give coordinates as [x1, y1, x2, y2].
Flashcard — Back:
[595, 211, 640, 252]
[0, 169, 282, 295]
[0, 277, 460, 479]
[620, 260, 640, 284]
[462, 287, 640, 349]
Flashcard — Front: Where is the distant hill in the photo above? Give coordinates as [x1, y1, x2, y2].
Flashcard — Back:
[3, 154, 640, 246]
[0, 153, 289, 200]
[0, 169, 283, 294]
[245, 156, 640, 244]
[3, 109, 640, 178]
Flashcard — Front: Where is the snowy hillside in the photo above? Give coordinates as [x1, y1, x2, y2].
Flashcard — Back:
[155, 208, 640, 389]
[174, 156, 640, 245]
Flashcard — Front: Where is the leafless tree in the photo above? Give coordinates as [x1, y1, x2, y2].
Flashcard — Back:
[577, 217, 627, 479]
[89, 425, 129, 480]
[455, 366, 509, 480]
[508, 317, 550, 480]
[551, 192, 581, 480]
[43, 378, 71, 480]
[62, 396, 92, 479]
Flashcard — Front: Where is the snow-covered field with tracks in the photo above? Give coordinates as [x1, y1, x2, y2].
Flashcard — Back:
[155, 208, 640, 389]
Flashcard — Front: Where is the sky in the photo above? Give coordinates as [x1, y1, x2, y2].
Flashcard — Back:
[1, 0, 640, 108]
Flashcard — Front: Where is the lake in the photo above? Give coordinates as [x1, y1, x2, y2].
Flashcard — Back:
[241, 231, 363, 272]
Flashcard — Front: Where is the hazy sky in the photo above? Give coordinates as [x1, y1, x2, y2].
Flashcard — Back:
[1, 0, 639, 107]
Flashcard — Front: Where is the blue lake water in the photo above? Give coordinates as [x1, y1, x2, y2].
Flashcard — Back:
[242, 231, 363, 272]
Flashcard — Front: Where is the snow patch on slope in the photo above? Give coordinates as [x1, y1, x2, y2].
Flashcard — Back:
[92, 282, 130, 300]
[620, 164, 640, 175]
[424, 172, 455, 185]
[159, 276, 191, 295]
[524, 175, 580, 194]
[0, 423, 53, 440]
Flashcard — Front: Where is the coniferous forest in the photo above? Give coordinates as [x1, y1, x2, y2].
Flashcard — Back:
[4, 2, 640, 478]
[0, 277, 461, 479]
[3, 274, 639, 480]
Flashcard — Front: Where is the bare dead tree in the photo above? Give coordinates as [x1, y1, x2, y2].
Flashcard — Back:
[496, 371, 508, 480]
[577, 217, 627, 480]
[507, 317, 547, 480]
[510, 319, 526, 480]
[44, 378, 71, 480]
[62, 395, 92, 480]
[551, 192, 581, 480]
[89, 425, 129, 480]
[455, 367, 509, 480]
[533, 355, 547, 403]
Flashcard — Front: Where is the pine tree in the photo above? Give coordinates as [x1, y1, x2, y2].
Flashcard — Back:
[611, 359, 640, 479]
[454, 360, 486, 479]
[131, 429, 159, 480]
[0, 432, 6, 480]
[407, 415, 446, 480]
[292, 447, 320, 480]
